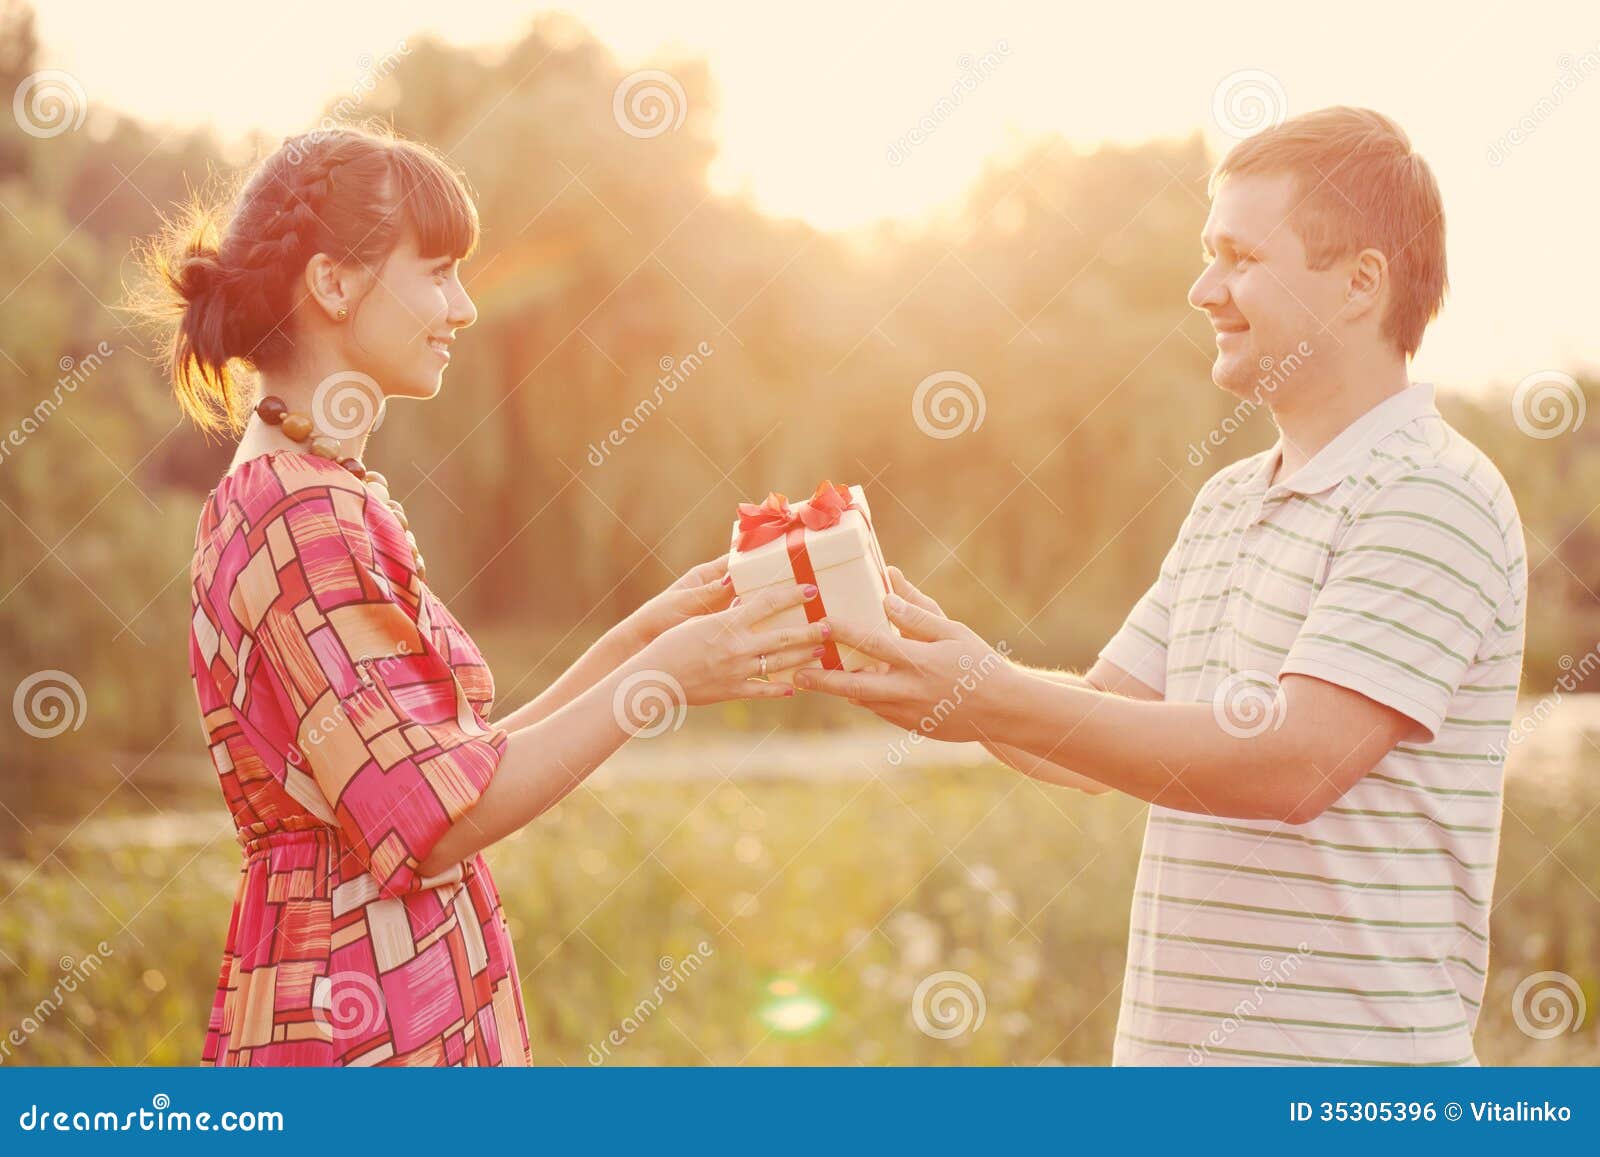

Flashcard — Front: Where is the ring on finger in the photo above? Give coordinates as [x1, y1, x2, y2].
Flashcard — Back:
[757, 653, 769, 681]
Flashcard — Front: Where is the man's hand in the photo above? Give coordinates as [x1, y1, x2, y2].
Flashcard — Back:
[793, 578, 1013, 742]
[852, 568, 1115, 794]
[884, 564, 945, 617]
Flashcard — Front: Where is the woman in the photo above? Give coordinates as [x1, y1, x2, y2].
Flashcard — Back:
[137, 125, 829, 1066]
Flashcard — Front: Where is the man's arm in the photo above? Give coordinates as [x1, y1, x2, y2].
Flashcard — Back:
[981, 666, 1416, 822]
[878, 566, 1156, 795]
[977, 659, 1159, 795]
[804, 601, 1416, 824]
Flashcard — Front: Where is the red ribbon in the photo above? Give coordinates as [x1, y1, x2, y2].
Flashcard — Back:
[735, 481, 855, 552]
[734, 481, 888, 672]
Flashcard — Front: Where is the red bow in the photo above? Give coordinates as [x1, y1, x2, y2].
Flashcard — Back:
[735, 480, 854, 553]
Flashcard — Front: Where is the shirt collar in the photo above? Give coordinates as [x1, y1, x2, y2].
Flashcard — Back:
[1251, 382, 1439, 497]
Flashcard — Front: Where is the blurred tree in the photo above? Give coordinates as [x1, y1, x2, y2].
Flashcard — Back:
[0, 3, 1591, 802]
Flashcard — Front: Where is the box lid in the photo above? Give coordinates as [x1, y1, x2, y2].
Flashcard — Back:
[727, 484, 881, 589]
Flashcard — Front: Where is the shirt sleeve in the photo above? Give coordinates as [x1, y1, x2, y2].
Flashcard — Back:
[1095, 469, 1243, 697]
[1278, 467, 1515, 742]
[229, 478, 506, 898]
[1097, 530, 1186, 698]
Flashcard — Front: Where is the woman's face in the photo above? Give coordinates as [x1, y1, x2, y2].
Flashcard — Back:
[347, 229, 477, 401]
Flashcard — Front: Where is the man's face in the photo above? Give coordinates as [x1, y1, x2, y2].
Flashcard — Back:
[1188, 172, 1350, 399]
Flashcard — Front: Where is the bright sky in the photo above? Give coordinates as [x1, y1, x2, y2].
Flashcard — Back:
[35, 0, 1600, 391]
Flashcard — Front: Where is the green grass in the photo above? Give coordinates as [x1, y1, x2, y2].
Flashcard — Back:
[2, 745, 1596, 1066]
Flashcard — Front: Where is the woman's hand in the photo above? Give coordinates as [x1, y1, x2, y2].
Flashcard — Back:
[622, 554, 736, 651]
[634, 581, 831, 705]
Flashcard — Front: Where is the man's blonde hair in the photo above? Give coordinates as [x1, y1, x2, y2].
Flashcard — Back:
[1211, 106, 1447, 358]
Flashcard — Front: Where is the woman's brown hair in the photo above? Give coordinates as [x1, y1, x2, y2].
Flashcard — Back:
[132, 122, 479, 433]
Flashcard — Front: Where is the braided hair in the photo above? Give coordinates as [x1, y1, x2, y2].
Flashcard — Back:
[133, 122, 479, 433]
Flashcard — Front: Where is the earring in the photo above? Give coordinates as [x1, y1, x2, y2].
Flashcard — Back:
[335, 307, 348, 321]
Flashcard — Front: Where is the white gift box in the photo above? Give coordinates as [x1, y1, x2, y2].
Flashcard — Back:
[726, 483, 895, 686]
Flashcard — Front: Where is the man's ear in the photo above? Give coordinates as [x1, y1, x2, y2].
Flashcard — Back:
[1342, 246, 1389, 326]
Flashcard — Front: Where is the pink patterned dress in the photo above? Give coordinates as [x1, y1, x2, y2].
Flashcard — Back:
[189, 451, 530, 1066]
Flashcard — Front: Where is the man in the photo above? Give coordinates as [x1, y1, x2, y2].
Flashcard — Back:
[798, 107, 1528, 1066]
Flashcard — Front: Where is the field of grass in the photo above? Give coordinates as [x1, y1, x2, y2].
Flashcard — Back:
[2, 723, 1597, 1067]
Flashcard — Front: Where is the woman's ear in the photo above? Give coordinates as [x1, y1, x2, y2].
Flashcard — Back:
[303, 252, 349, 323]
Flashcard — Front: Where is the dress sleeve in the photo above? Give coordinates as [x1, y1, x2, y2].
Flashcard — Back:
[228, 476, 506, 898]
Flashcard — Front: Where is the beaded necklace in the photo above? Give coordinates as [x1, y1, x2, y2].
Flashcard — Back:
[254, 395, 426, 580]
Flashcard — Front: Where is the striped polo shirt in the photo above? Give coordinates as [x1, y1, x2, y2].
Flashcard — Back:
[1099, 382, 1527, 1066]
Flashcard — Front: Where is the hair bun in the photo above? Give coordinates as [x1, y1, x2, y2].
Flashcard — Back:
[176, 252, 224, 303]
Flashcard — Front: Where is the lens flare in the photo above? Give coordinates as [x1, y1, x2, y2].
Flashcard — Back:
[757, 978, 831, 1035]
